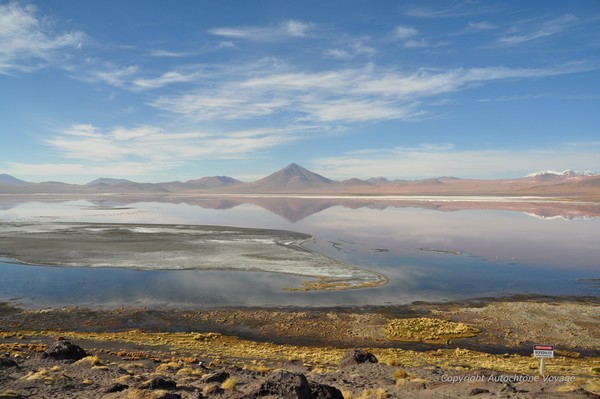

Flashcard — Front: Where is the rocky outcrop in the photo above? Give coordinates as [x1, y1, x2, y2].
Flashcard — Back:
[203, 370, 230, 383]
[339, 349, 378, 368]
[247, 369, 312, 398]
[309, 381, 344, 399]
[144, 376, 177, 390]
[42, 340, 87, 361]
[0, 357, 18, 368]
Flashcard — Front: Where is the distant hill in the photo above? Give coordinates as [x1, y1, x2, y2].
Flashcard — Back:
[86, 178, 135, 186]
[0, 174, 28, 184]
[242, 163, 333, 192]
[185, 176, 243, 188]
[1, 164, 599, 200]
[340, 178, 372, 186]
[525, 170, 597, 180]
[366, 177, 389, 185]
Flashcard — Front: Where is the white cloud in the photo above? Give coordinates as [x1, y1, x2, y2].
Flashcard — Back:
[497, 14, 577, 46]
[133, 71, 204, 90]
[350, 41, 376, 56]
[146, 49, 194, 57]
[324, 48, 351, 59]
[149, 61, 593, 126]
[208, 20, 315, 42]
[87, 65, 139, 87]
[394, 26, 418, 40]
[0, 2, 85, 74]
[324, 38, 376, 59]
[404, 4, 494, 19]
[6, 161, 167, 178]
[404, 39, 429, 48]
[468, 21, 496, 31]
[312, 143, 600, 180]
[44, 123, 307, 167]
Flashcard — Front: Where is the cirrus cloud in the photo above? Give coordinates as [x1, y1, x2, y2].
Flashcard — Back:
[0, 2, 85, 74]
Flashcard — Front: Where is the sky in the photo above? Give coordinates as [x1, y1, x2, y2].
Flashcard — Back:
[1, 0, 599, 183]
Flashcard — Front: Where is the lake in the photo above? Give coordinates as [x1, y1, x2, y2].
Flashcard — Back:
[0, 196, 598, 308]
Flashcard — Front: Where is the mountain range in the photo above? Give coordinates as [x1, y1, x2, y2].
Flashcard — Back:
[1, 163, 599, 199]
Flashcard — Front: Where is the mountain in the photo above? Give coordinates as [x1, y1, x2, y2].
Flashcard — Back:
[525, 170, 597, 179]
[1, 164, 599, 199]
[0, 174, 27, 184]
[340, 178, 372, 186]
[86, 178, 135, 186]
[185, 176, 243, 188]
[366, 177, 389, 185]
[243, 163, 333, 192]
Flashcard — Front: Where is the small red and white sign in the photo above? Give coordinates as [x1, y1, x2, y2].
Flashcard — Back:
[533, 344, 554, 358]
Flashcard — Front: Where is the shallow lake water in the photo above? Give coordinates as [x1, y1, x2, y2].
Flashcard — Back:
[0, 197, 598, 308]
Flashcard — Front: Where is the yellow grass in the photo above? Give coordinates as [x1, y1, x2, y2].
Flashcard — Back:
[75, 355, 103, 366]
[221, 376, 237, 390]
[385, 317, 480, 343]
[10, 328, 600, 379]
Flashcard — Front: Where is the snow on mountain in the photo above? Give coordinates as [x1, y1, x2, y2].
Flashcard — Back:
[525, 170, 598, 178]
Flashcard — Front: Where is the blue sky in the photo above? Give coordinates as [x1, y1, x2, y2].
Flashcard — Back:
[1, 0, 599, 183]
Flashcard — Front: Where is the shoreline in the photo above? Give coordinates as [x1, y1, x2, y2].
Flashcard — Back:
[0, 222, 387, 292]
[2, 294, 599, 356]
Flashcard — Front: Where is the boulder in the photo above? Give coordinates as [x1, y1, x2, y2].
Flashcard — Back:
[339, 349, 378, 368]
[247, 369, 311, 399]
[309, 381, 344, 399]
[203, 370, 230, 383]
[42, 340, 87, 361]
[0, 357, 18, 368]
[146, 376, 177, 390]
[105, 383, 129, 393]
[156, 394, 182, 399]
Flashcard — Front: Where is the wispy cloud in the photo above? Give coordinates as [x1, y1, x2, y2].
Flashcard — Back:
[404, 39, 429, 48]
[6, 161, 165, 178]
[86, 65, 138, 87]
[45, 123, 303, 164]
[404, 4, 493, 19]
[149, 61, 594, 125]
[0, 2, 85, 74]
[146, 49, 194, 58]
[393, 26, 418, 40]
[324, 37, 376, 59]
[132, 70, 205, 90]
[497, 14, 577, 46]
[312, 142, 600, 180]
[209, 20, 315, 42]
[478, 93, 547, 103]
[468, 21, 496, 31]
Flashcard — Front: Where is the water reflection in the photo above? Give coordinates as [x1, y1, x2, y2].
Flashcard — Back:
[0, 196, 598, 308]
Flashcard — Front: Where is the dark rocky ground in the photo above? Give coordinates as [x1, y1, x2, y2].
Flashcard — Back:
[1, 297, 599, 398]
[1, 338, 599, 399]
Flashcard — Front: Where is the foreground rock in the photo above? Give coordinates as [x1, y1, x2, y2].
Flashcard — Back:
[309, 381, 344, 399]
[0, 357, 18, 368]
[41, 340, 87, 361]
[247, 369, 312, 398]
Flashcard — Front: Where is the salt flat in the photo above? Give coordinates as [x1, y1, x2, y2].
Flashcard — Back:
[0, 222, 386, 291]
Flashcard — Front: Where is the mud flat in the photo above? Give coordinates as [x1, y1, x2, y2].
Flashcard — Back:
[0, 222, 386, 291]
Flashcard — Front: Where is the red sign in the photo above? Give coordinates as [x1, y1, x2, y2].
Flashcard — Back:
[534, 345, 553, 351]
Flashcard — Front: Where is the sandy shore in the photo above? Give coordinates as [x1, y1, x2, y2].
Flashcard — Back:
[1, 297, 599, 398]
